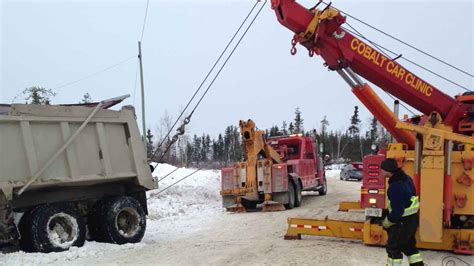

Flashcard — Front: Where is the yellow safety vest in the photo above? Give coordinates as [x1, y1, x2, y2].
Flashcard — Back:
[388, 196, 419, 217]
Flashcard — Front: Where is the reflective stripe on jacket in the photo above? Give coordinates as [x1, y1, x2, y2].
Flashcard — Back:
[388, 196, 419, 217]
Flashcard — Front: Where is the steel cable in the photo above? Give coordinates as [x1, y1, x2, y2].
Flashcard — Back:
[323, 1, 473, 77]
[151, 0, 266, 163]
[156, 168, 201, 194]
[157, 167, 179, 183]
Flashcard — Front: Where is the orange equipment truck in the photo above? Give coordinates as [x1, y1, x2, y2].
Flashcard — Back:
[221, 119, 327, 212]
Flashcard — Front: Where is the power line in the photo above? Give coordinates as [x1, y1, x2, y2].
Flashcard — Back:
[323, 1, 473, 77]
[154, 0, 267, 164]
[140, 0, 150, 42]
[133, 58, 140, 106]
[156, 168, 201, 195]
[52, 55, 136, 91]
[151, 0, 264, 162]
[188, 1, 266, 118]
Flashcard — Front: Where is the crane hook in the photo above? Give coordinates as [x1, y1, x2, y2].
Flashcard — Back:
[291, 47, 297, 55]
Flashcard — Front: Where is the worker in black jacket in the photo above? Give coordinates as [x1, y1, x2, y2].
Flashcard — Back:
[380, 158, 423, 266]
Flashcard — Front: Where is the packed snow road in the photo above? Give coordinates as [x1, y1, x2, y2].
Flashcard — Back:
[0, 165, 466, 265]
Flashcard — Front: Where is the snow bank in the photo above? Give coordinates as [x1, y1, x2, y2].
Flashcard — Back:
[144, 163, 223, 243]
[0, 164, 223, 264]
[326, 169, 341, 179]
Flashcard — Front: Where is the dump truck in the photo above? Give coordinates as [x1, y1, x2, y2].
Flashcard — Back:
[221, 119, 326, 212]
[0, 95, 157, 253]
[272, 0, 473, 253]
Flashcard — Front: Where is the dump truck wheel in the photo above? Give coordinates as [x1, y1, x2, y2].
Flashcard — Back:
[318, 177, 327, 195]
[98, 196, 146, 244]
[294, 181, 302, 207]
[285, 181, 295, 209]
[25, 203, 86, 253]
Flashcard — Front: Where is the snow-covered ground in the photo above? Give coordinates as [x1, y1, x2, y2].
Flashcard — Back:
[0, 164, 223, 265]
[144, 163, 223, 243]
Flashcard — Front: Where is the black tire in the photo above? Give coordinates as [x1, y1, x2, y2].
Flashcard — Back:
[284, 181, 296, 209]
[318, 177, 328, 196]
[294, 180, 302, 207]
[21, 203, 86, 253]
[96, 196, 146, 244]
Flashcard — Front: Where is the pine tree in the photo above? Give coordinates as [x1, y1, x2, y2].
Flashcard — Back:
[293, 107, 304, 134]
[348, 106, 361, 136]
[319, 115, 330, 155]
[185, 141, 193, 166]
[269, 125, 281, 137]
[81, 93, 93, 104]
[281, 121, 288, 135]
[346, 106, 362, 161]
[288, 122, 294, 134]
[192, 134, 201, 163]
[23, 86, 56, 105]
[145, 129, 154, 158]
[215, 134, 224, 161]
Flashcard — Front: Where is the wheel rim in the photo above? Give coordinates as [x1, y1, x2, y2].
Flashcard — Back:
[46, 213, 79, 249]
[115, 207, 141, 238]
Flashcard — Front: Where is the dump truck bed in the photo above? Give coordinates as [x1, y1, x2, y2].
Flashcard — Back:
[0, 103, 156, 200]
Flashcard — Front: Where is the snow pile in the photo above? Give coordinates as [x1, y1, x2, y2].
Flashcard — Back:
[0, 164, 223, 264]
[325, 169, 341, 179]
[325, 163, 344, 179]
[144, 163, 223, 243]
[0, 242, 146, 265]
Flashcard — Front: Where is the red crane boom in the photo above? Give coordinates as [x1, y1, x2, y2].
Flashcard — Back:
[272, 0, 471, 133]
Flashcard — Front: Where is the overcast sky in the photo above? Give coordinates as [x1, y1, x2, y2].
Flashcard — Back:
[1, 0, 473, 138]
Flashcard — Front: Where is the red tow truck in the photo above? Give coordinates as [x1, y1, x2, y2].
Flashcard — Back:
[220, 119, 327, 212]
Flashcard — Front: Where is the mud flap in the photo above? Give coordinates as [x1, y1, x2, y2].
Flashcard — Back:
[0, 190, 17, 244]
[226, 205, 246, 213]
[262, 201, 285, 212]
[225, 196, 246, 213]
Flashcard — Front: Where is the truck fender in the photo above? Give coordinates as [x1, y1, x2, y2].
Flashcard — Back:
[288, 173, 299, 187]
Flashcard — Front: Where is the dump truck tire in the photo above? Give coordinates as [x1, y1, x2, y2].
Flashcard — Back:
[318, 177, 327, 195]
[24, 203, 86, 253]
[294, 181, 302, 207]
[285, 181, 295, 209]
[98, 196, 146, 244]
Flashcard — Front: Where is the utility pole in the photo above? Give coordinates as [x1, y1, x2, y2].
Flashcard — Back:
[138, 41, 147, 149]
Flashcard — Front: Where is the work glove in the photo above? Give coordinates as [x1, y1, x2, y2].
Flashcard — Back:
[382, 217, 395, 229]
